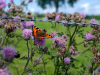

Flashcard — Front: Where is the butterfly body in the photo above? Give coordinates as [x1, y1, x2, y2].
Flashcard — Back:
[32, 26, 52, 39]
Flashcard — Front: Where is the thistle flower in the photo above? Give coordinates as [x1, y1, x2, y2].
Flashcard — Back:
[59, 38, 66, 46]
[90, 18, 97, 23]
[0, 68, 10, 75]
[55, 15, 60, 21]
[2, 46, 16, 62]
[29, 0, 33, 2]
[50, 31, 57, 37]
[52, 36, 60, 45]
[62, 35, 67, 41]
[26, 21, 34, 28]
[20, 21, 26, 30]
[64, 57, 71, 64]
[28, 73, 32, 75]
[80, 12, 86, 18]
[10, 0, 14, 3]
[35, 38, 45, 46]
[85, 32, 92, 40]
[0, 0, 6, 10]
[22, 29, 32, 40]
[13, 16, 20, 22]
[97, 67, 100, 73]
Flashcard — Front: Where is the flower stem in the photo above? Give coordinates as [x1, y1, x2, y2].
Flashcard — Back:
[0, 34, 7, 48]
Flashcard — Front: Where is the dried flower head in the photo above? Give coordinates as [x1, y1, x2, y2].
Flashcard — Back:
[96, 51, 100, 57]
[84, 41, 88, 47]
[57, 51, 63, 57]
[66, 14, 73, 20]
[59, 46, 67, 53]
[74, 15, 82, 23]
[46, 13, 53, 19]
[92, 36, 98, 41]
[93, 56, 99, 63]
[92, 46, 97, 54]
[59, 12, 64, 16]
[2, 46, 16, 62]
[52, 12, 57, 18]
[5, 21, 18, 34]
[51, 43, 56, 49]
[62, 35, 67, 41]
[74, 12, 79, 17]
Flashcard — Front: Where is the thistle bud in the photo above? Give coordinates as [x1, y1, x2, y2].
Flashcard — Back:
[92, 36, 98, 41]
[92, 46, 97, 54]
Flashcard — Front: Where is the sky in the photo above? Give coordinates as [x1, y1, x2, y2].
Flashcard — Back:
[6, 0, 100, 15]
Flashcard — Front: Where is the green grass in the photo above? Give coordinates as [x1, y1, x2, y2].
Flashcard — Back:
[0, 18, 94, 75]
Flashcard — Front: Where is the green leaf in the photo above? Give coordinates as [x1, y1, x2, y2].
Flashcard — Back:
[20, 56, 28, 60]
[85, 56, 93, 63]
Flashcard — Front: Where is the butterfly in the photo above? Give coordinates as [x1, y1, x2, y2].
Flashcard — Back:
[32, 26, 52, 39]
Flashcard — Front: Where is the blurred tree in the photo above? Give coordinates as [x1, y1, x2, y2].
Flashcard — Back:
[37, 0, 78, 12]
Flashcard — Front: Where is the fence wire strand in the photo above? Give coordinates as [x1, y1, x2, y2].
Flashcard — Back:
[1, 17, 100, 26]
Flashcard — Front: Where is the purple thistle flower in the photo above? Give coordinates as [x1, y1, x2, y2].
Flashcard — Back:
[52, 36, 60, 45]
[0, 68, 10, 75]
[35, 38, 45, 46]
[28, 73, 32, 75]
[85, 32, 92, 40]
[62, 35, 67, 41]
[10, 0, 14, 3]
[90, 18, 97, 23]
[50, 31, 57, 37]
[34, 58, 42, 65]
[97, 67, 100, 73]
[22, 29, 32, 40]
[80, 12, 86, 18]
[64, 57, 71, 64]
[58, 38, 66, 46]
[2, 46, 16, 62]
[0, 0, 6, 10]
[20, 21, 26, 30]
[55, 15, 60, 21]
[13, 16, 20, 22]
[26, 21, 34, 28]
[29, 0, 33, 2]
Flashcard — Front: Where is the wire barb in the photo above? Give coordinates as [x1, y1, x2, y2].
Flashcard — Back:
[1, 17, 100, 26]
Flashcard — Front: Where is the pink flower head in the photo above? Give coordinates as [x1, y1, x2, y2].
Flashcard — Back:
[58, 38, 66, 46]
[64, 57, 71, 64]
[13, 16, 20, 22]
[2, 13, 6, 17]
[34, 58, 42, 65]
[97, 67, 100, 73]
[85, 32, 92, 40]
[50, 31, 57, 37]
[35, 38, 46, 46]
[10, 0, 14, 3]
[0, 68, 10, 75]
[26, 21, 34, 28]
[20, 21, 26, 30]
[0, 0, 6, 10]
[90, 18, 97, 23]
[29, 0, 33, 2]
[62, 35, 67, 41]
[2, 46, 16, 62]
[55, 15, 60, 21]
[52, 36, 60, 45]
[22, 29, 32, 40]
[80, 12, 86, 18]
[28, 73, 32, 75]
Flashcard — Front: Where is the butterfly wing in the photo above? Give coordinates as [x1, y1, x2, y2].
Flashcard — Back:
[32, 26, 52, 39]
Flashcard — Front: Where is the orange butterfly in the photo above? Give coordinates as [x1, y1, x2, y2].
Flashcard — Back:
[32, 26, 52, 39]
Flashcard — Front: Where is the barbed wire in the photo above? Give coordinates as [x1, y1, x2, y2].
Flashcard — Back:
[1, 17, 100, 26]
